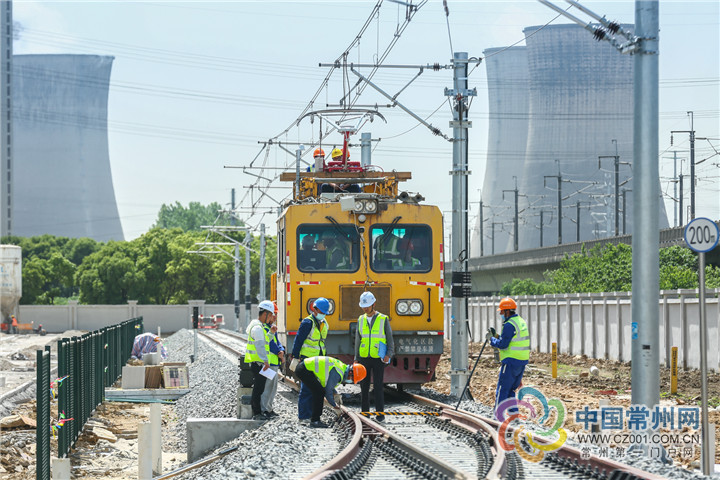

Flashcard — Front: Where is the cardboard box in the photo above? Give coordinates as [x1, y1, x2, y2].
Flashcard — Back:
[163, 365, 189, 389]
[144, 366, 163, 388]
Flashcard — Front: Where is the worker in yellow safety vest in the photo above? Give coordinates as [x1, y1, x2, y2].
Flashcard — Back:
[295, 356, 367, 428]
[244, 300, 277, 421]
[354, 291, 394, 422]
[487, 297, 530, 420]
[289, 297, 330, 423]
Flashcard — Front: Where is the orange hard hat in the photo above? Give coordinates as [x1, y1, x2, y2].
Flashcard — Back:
[313, 148, 325, 158]
[351, 363, 367, 384]
[497, 297, 517, 311]
[273, 301, 278, 314]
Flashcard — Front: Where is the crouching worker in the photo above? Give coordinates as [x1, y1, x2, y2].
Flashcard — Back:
[131, 332, 168, 360]
[295, 357, 366, 428]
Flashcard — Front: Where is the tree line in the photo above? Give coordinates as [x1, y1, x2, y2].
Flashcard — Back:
[1, 202, 276, 305]
[499, 243, 720, 296]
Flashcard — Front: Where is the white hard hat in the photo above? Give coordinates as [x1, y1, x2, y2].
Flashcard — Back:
[359, 291, 376, 308]
[258, 300, 275, 313]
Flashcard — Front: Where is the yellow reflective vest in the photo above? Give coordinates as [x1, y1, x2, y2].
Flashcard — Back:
[498, 315, 530, 362]
[299, 315, 328, 358]
[245, 323, 272, 364]
[303, 356, 348, 388]
[358, 313, 388, 358]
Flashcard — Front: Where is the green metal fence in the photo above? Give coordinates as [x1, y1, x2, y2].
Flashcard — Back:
[55, 317, 144, 458]
[36, 346, 51, 480]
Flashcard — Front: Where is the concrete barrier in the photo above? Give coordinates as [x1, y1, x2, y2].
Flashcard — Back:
[186, 418, 265, 462]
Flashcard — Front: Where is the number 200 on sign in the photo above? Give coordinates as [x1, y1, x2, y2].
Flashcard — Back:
[684, 218, 719, 253]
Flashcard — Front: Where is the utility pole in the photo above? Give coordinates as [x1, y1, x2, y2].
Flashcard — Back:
[231, 189, 240, 331]
[0, 2, 12, 236]
[671, 111, 695, 219]
[598, 141, 622, 236]
[479, 199, 484, 257]
[259, 223, 266, 301]
[632, 0, 660, 419]
[503, 177, 520, 251]
[447, 52, 476, 398]
[540, 211, 545, 247]
[544, 170, 563, 245]
[672, 152, 678, 226]
[491, 222, 501, 255]
[678, 174, 684, 225]
[621, 189, 632, 235]
[244, 232, 252, 330]
[575, 202, 584, 242]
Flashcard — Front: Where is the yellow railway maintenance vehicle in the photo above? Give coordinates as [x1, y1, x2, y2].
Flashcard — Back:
[274, 165, 445, 385]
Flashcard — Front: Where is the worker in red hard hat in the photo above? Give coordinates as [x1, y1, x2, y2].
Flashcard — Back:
[294, 356, 366, 428]
[487, 297, 530, 420]
[309, 148, 325, 172]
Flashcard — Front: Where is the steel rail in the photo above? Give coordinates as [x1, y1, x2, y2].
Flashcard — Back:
[403, 391, 668, 480]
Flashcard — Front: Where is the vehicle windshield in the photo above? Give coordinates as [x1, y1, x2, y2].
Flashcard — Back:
[371, 224, 431, 272]
[297, 224, 360, 273]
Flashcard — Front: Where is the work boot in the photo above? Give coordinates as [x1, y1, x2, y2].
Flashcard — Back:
[298, 418, 310, 425]
[263, 411, 279, 418]
[252, 413, 267, 421]
[309, 420, 329, 428]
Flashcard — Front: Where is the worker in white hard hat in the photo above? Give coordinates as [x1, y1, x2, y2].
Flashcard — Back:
[354, 291, 394, 422]
[244, 300, 278, 421]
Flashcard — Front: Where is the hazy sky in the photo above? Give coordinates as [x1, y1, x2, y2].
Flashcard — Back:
[12, 1, 719, 241]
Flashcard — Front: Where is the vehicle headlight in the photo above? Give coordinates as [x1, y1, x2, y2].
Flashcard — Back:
[363, 200, 377, 212]
[409, 300, 423, 314]
[396, 300, 409, 315]
[396, 299, 423, 316]
[307, 298, 336, 315]
[354, 200, 365, 212]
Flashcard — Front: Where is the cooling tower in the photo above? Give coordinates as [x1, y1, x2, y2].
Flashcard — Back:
[12, 54, 124, 241]
[472, 47, 529, 256]
[515, 24, 668, 249]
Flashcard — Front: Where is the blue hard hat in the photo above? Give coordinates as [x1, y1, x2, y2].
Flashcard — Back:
[313, 297, 330, 314]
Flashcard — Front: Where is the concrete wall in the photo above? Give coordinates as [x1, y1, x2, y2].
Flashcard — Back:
[445, 289, 720, 371]
[17, 301, 260, 335]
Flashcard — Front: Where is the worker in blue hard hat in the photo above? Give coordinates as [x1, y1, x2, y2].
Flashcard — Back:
[289, 297, 330, 425]
[354, 291, 394, 422]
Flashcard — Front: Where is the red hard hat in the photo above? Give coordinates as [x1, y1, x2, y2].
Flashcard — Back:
[351, 363, 367, 384]
[313, 148, 325, 158]
[497, 297, 517, 311]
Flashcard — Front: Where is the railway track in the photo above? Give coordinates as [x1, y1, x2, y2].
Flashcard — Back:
[197, 329, 666, 480]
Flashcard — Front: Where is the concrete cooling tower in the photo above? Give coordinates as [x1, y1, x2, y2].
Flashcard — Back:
[472, 46, 529, 256]
[12, 54, 124, 241]
[515, 23, 668, 249]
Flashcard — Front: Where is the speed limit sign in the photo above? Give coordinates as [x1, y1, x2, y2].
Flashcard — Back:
[684, 218, 719, 253]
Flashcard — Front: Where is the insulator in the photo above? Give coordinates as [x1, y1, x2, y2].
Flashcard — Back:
[593, 28, 606, 41]
[433, 63, 441, 71]
[607, 21, 620, 34]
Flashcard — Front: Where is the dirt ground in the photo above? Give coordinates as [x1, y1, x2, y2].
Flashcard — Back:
[427, 340, 720, 468]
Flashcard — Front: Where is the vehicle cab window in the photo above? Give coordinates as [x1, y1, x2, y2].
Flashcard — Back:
[371, 224, 432, 272]
[297, 224, 360, 273]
